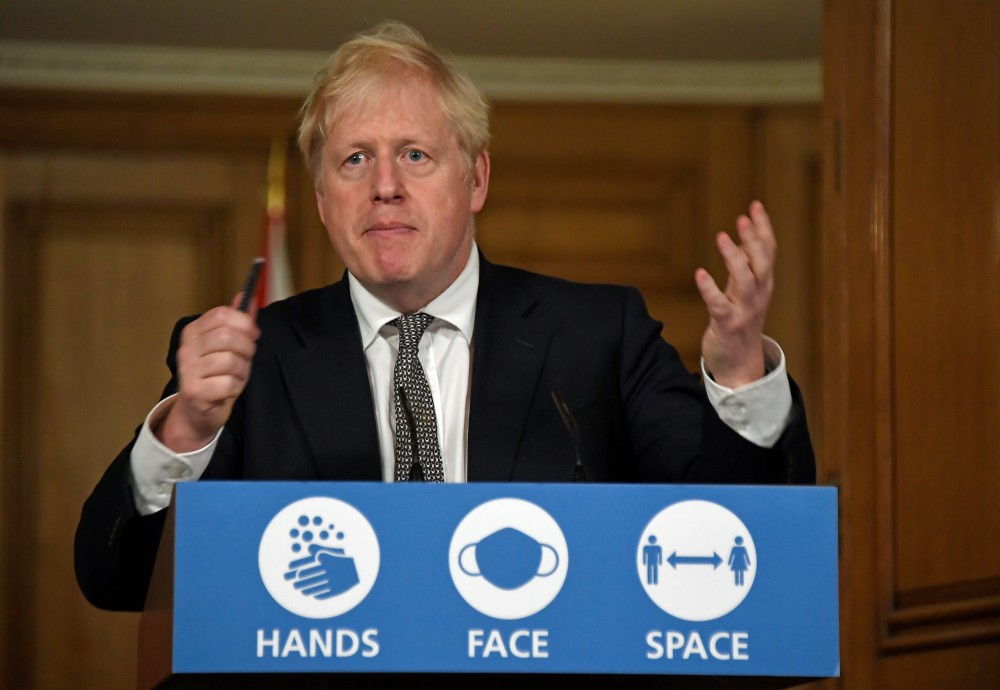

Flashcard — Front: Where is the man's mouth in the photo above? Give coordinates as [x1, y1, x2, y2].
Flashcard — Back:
[365, 221, 415, 235]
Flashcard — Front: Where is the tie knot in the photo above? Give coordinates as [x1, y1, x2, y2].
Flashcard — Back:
[391, 312, 434, 351]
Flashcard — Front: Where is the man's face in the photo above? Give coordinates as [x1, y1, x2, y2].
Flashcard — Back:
[315, 72, 490, 312]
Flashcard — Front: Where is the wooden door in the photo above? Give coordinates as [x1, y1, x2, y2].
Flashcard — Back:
[823, 0, 1000, 686]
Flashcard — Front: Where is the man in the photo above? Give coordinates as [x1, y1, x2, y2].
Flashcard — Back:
[75, 21, 814, 612]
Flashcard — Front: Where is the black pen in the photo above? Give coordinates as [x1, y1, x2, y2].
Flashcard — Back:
[237, 257, 266, 312]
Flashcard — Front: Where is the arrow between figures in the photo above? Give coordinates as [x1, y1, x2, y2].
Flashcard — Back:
[667, 551, 723, 569]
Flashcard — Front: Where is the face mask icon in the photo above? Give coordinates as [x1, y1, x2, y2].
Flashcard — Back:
[458, 527, 559, 590]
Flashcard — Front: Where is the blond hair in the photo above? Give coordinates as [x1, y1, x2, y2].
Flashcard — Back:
[297, 21, 491, 183]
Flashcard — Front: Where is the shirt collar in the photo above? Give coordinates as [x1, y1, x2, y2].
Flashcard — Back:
[349, 242, 479, 349]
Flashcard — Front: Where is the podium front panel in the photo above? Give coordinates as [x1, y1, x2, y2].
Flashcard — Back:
[169, 482, 839, 679]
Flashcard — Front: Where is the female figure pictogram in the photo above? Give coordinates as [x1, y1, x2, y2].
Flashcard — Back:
[728, 536, 751, 586]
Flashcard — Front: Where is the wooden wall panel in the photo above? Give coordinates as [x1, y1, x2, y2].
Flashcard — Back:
[891, 0, 1000, 593]
[479, 154, 710, 367]
[61, 209, 214, 689]
[0, 152, 263, 690]
[479, 103, 813, 373]
[4, 203, 225, 689]
[0, 94, 821, 690]
[755, 109, 823, 458]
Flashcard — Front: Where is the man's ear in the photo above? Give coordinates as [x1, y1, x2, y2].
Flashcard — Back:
[315, 187, 327, 226]
[469, 151, 490, 213]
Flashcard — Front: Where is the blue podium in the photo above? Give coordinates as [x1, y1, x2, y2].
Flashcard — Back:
[138, 482, 839, 689]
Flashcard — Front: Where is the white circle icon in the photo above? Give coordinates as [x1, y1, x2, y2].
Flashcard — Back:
[449, 498, 568, 620]
[637, 500, 756, 621]
[259, 497, 380, 619]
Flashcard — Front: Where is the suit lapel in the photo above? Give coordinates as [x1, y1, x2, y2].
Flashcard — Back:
[271, 261, 552, 483]
[467, 258, 552, 481]
[277, 280, 382, 480]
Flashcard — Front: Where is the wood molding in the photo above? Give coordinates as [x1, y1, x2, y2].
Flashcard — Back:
[0, 40, 821, 104]
[821, 0, 881, 685]
[872, 0, 897, 660]
[887, 584, 1000, 652]
[0, 202, 42, 689]
[0, 88, 301, 149]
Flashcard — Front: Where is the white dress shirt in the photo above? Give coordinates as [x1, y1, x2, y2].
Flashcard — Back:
[129, 241, 792, 514]
[348, 244, 479, 483]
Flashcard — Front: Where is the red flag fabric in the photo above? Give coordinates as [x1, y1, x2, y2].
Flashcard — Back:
[255, 138, 294, 309]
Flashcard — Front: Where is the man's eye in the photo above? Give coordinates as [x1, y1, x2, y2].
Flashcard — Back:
[345, 152, 366, 166]
[406, 150, 426, 162]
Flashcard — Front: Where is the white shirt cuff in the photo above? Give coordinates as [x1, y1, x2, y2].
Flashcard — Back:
[701, 336, 793, 448]
[129, 394, 221, 515]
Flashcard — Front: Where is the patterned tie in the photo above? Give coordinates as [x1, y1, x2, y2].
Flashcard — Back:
[391, 313, 444, 482]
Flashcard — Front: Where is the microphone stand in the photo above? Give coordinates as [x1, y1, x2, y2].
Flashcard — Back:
[550, 389, 588, 482]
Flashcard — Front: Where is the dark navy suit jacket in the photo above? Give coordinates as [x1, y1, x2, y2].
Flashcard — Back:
[75, 255, 815, 610]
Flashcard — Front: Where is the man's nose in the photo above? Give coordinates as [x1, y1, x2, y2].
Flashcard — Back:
[371, 157, 403, 204]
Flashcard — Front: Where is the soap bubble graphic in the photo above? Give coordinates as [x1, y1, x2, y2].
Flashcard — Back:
[282, 513, 358, 600]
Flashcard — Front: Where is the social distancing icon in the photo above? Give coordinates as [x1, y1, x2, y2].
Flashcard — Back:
[637, 500, 757, 622]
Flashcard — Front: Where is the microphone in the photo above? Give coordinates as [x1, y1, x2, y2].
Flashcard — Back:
[397, 387, 425, 482]
[550, 389, 588, 482]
